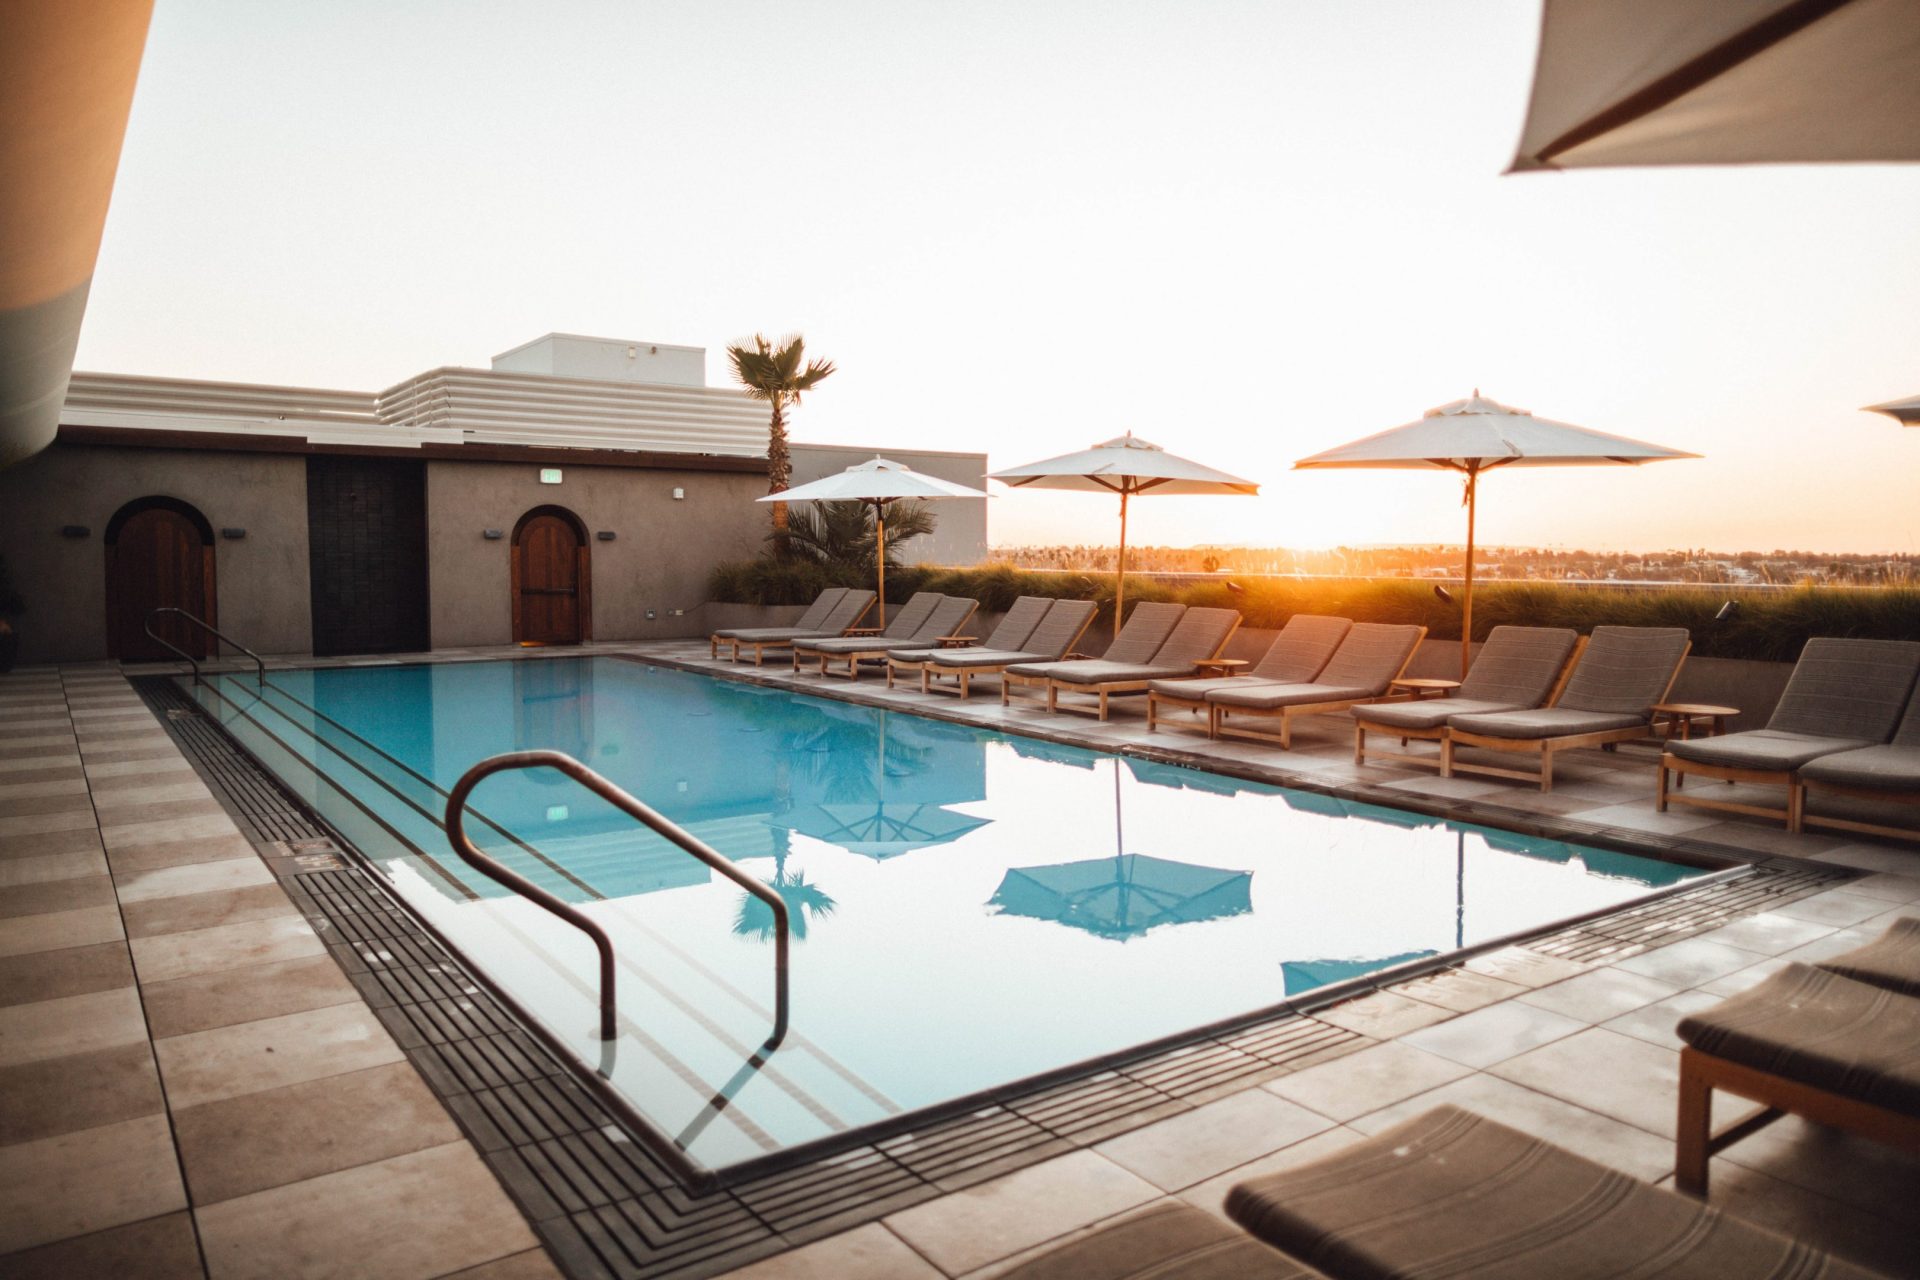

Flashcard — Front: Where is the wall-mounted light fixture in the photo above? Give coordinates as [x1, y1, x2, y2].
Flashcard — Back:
[596, 531, 615, 542]
[539, 468, 563, 485]
[671, 487, 686, 501]
[59, 525, 90, 539]
[220, 527, 246, 540]
[483, 529, 504, 540]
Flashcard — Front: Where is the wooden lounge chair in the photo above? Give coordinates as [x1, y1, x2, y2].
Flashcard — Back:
[1441, 625, 1691, 792]
[1352, 625, 1582, 771]
[1008, 1104, 1886, 1279]
[715, 589, 876, 665]
[1796, 675, 1920, 843]
[884, 594, 1050, 689]
[1205, 623, 1426, 749]
[1001, 601, 1185, 710]
[1229, 1104, 1886, 1279]
[794, 594, 978, 679]
[1658, 637, 1920, 831]
[1146, 614, 1351, 736]
[1033, 607, 1242, 720]
[910, 598, 1100, 698]
[709, 587, 844, 658]
[1676, 962, 1920, 1196]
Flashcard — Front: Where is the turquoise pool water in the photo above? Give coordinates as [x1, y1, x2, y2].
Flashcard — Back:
[190, 657, 1708, 1176]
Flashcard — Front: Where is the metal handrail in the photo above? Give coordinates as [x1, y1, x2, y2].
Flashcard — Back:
[444, 750, 790, 1047]
[143, 607, 266, 686]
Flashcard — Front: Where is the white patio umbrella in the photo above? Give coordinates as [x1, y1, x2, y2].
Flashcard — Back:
[1866, 393, 1920, 426]
[1295, 393, 1698, 679]
[1510, 0, 1920, 171]
[990, 433, 1258, 624]
[759, 457, 989, 627]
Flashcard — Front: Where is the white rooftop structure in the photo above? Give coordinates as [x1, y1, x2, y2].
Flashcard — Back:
[61, 333, 766, 457]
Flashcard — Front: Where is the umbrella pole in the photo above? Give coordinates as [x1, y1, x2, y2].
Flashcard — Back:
[1115, 488, 1129, 630]
[1461, 467, 1478, 682]
[875, 499, 887, 629]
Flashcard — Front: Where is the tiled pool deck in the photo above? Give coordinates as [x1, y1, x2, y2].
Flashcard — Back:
[3, 643, 1917, 1279]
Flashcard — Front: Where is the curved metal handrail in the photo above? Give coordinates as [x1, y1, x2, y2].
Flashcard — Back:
[143, 607, 266, 686]
[444, 750, 790, 1047]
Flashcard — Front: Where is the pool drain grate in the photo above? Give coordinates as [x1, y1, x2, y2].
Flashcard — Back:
[138, 673, 1857, 1280]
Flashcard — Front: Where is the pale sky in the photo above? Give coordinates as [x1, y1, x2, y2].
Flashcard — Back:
[77, 1, 1920, 554]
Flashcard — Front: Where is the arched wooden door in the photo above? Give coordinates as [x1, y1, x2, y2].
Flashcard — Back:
[106, 498, 216, 660]
[511, 506, 590, 645]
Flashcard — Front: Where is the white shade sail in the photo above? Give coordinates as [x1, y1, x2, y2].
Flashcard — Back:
[1865, 393, 1920, 426]
[1511, 0, 1920, 171]
[990, 433, 1258, 496]
[757, 456, 990, 503]
[1295, 394, 1699, 471]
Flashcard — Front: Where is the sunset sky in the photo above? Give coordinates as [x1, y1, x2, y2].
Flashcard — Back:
[76, 1, 1920, 554]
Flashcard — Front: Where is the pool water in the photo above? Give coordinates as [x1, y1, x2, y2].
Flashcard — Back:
[190, 657, 1709, 1177]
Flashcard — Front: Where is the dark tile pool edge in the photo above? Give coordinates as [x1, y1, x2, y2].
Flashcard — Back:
[131, 671, 1861, 1280]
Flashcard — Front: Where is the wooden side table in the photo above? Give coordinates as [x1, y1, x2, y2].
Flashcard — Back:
[1391, 678, 1461, 700]
[935, 635, 979, 648]
[1653, 702, 1739, 741]
[1193, 658, 1249, 678]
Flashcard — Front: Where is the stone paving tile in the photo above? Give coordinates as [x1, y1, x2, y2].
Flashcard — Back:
[0, 776, 89, 801]
[0, 1209, 203, 1280]
[1262, 1039, 1473, 1123]
[90, 779, 216, 811]
[1306, 990, 1455, 1038]
[439, 1250, 566, 1280]
[0, 847, 109, 887]
[130, 913, 324, 984]
[1696, 955, 1794, 997]
[84, 756, 197, 781]
[0, 985, 149, 1067]
[1516, 966, 1680, 1023]
[885, 1149, 1160, 1276]
[0, 809, 98, 838]
[141, 953, 361, 1039]
[173, 1060, 462, 1204]
[0, 1041, 166, 1146]
[1460, 946, 1591, 988]
[1399, 999, 1587, 1069]
[115, 855, 276, 904]
[0, 905, 126, 958]
[0, 1112, 188, 1254]
[1490, 1026, 1679, 1138]
[1774, 889, 1893, 929]
[195, 1140, 540, 1280]
[1614, 936, 1759, 987]
[1093, 1088, 1333, 1192]
[1686, 910, 1836, 956]
[1598, 989, 1722, 1051]
[1713, 1113, 1920, 1228]
[122, 882, 299, 940]
[1692, 1159, 1917, 1279]
[99, 807, 236, 849]
[0, 941, 134, 1007]
[1388, 967, 1526, 1014]
[1811, 843, 1920, 875]
[105, 832, 258, 875]
[1174, 1125, 1368, 1220]
[0, 873, 117, 920]
[153, 1001, 404, 1109]
[0, 826, 103, 860]
[713, 1223, 942, 1280]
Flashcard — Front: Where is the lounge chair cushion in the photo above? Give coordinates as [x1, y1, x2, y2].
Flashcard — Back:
[1249, 615, 1352, 684]
[711, 588, 844, 640]
[997, 1202, 1324, 1280]
[927, 647, 1048, 669]
[715, 625, 841, 644]
[1049, 660, 1192, 686]
[1457, 625, 1581, 705]
[1446, 707, 1646, 740]
[1817, 918, 1920, 998]
[1226, 1104, 1882, 1280]
[1555, 625, 1691, 716]
[1103, 601, 1187, 663]
[1677, 963, 1920, 1117]
[1800, 744, 1920, 791]
[1149, 675, 1263, 701]
[1666, 728, 1874, 773]
[1310, 622, 1426, 697]
[1765, 637, 1920, 741]
[1350, 697, 1527, 731]
[1206, 682, 1378, 710]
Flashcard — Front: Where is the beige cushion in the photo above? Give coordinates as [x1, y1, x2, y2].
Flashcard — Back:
[1819, 918, 1920, 998]
[998, 1202, 1324, 1280]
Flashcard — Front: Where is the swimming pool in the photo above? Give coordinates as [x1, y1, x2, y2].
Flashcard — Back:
[188, 656, 1714, 1181]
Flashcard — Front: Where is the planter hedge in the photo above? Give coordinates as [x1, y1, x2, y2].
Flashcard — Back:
[706, 560, 1920, 663]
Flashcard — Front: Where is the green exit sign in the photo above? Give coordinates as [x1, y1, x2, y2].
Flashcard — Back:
[538, 468, 563, 485]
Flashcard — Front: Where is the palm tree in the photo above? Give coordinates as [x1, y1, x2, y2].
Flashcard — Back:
[726, 333, 836, 556]
[781, 499, 936, 572]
